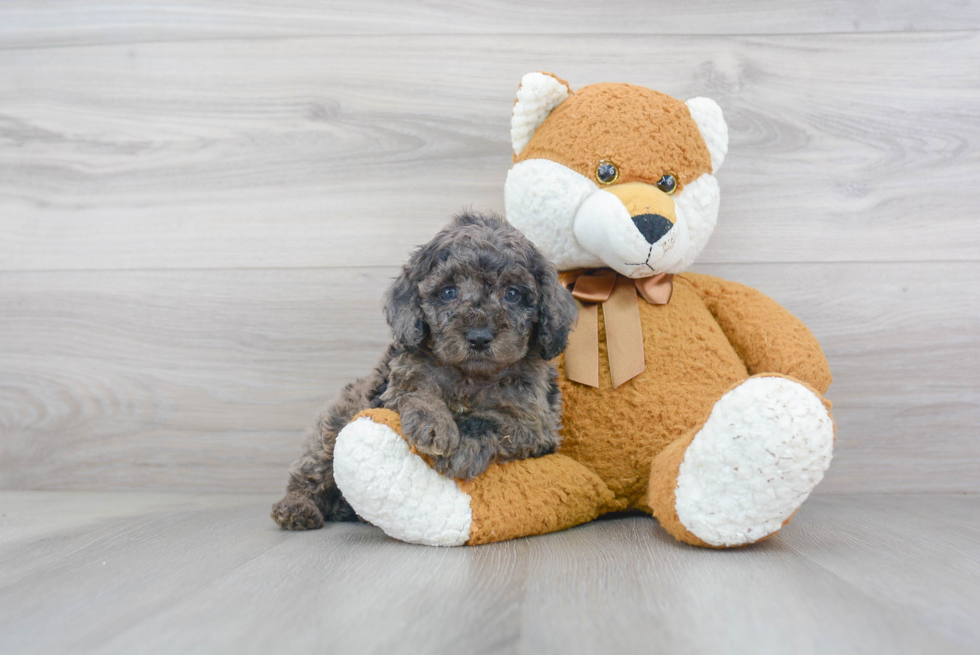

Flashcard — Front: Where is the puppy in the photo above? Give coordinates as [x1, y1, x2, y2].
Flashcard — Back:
[272, 212, 578, 530]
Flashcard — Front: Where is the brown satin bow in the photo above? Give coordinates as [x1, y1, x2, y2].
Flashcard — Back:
[559, 269, 674, 388]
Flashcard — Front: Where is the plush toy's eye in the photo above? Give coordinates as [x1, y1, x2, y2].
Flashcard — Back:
[596, 161, 619, 185]
[440, 286, 458, 301]
[503, 287, 521, 304]
[657, 173, 678, 195]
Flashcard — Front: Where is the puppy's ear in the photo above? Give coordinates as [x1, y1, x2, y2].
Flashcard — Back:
[383, 243, 436, 350]
[531, 251, 578, 360]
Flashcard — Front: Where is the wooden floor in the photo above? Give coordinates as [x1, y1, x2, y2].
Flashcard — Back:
[0, 492, 976, 654]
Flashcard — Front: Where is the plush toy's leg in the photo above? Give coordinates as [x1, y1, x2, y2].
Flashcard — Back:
[647, 375, 834, 548]
[333, 409, 619, 546]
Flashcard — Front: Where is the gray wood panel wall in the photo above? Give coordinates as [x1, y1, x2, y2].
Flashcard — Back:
[1, 1, 978, 494]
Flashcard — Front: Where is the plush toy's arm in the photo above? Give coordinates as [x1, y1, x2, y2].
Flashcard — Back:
[681, 273, 832, 394]
[333, 408, 623, 546]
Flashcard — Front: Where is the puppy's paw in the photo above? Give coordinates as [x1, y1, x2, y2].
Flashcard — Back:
[433, 437, 498, 480]
[271, 493, 324, 530]
[402, 410, 461, 457]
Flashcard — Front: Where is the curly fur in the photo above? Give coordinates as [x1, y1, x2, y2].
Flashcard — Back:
[272, 212, 578, 530]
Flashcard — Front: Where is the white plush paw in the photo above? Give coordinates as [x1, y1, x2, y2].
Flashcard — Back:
[333, 416, 472, 547]
[674, 377, 834, 547]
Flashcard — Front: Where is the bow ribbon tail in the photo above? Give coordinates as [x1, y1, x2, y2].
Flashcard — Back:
[564, 299, 600, 387]
[604, 277, 645, 388]
[560, 268, 661, 389]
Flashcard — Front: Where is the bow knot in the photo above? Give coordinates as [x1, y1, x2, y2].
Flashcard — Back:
[559, 269, 674, 388]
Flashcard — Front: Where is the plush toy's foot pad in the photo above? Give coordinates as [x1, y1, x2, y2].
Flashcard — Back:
[675, 377, 834, 547]
[333, 411, 472, 547]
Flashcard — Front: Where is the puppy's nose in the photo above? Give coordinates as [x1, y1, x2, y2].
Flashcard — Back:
[631, 213, 673, 244]
[466, 328, 495, 351]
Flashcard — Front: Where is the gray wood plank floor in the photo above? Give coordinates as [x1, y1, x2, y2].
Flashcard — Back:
[0, 491, 977, 654]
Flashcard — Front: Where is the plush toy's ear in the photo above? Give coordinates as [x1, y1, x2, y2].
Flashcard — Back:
[511, 72, 572, 156]
[685, 97, 729, 172]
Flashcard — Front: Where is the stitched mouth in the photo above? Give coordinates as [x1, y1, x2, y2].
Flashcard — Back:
[623, 214, 684, 276]
[625, 244, 657, 276]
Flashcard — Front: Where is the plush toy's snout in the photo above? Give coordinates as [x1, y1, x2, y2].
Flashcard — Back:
[607, 182, 676, 244]
[573, 181, 691, 278]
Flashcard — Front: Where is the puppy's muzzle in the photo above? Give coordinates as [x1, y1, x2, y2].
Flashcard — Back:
[466, 327, 495, 351]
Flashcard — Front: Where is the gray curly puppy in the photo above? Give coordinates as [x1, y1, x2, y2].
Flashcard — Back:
[272, 212, 578, 530]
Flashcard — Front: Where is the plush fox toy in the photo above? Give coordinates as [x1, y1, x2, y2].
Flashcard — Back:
[332, 73, 835, 548]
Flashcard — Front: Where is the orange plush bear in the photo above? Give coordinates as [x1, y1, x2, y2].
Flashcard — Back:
[332, 73, 835, 548]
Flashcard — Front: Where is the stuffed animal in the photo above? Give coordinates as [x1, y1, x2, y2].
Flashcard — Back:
[332, 73, 835, 548]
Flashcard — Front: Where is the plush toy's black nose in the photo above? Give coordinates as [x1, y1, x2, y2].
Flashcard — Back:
[466, 328, 495, 351]
[632, 213, 674, 244]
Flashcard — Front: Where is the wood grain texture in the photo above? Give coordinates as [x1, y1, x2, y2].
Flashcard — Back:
[0, 491, 977, 654]
[1, 4, 977, 497]
[1, 262, 977, 493]
[1, 0, 978, 49]
[1, 32, 978, 270]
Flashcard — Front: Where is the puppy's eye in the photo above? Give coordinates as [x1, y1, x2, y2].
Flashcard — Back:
[657, 173, 677, 195]
[596, 161, 619, 185]
[503, 287, 521, 304]
[439, 286, 458, 301]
